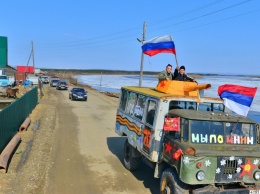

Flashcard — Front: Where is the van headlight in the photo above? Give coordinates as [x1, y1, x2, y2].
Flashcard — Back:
[254, 171, 260, 180]
[196, 170, 205, 181]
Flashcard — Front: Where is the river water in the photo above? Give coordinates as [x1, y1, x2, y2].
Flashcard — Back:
[74, 74, 260, 122]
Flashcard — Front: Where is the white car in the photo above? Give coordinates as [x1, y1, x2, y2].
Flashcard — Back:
[40, 76, 49, 84]
[0, 75, 11, 87]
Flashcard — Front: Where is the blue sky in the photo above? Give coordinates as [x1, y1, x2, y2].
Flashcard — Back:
[1, 0, 260, 74]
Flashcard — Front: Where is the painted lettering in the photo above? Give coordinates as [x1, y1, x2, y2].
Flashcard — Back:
[226, 136, 233, 143]
[234, 136, 240, 144]
[200, 134, 208, 143]
[240, 136, 247, 144]
[226, 136, 254, 145]
[191, 133, 255, 144]
[209, 135, 216, 143]
[192, 133, 224, 144]
[217, 135, 224, 143]
[192, 134, 199, 143]
[247, 137, 254, 144]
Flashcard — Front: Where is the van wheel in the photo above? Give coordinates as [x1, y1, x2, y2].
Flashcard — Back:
[160, 168, 189, 194]
[123, 139, 141, 171]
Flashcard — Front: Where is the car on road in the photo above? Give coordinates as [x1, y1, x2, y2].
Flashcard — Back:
[40, 76, 49, 84]
[50, 79, 60, 87]
[69, 87, 87, 101]
[56, 81, 68, 90]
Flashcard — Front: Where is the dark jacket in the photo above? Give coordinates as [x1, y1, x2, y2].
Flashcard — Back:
[173, 69, 194, 82]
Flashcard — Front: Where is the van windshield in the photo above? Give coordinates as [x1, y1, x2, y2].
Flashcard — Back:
[73, 88, 85, 92]
[190, 120, 256, 145]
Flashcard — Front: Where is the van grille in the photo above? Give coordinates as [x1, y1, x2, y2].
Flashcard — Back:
[215, 157, 245, 182]
[223, 159, 238, 174]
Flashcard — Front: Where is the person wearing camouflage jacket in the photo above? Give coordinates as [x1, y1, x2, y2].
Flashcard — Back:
[158, 64, 173, 81]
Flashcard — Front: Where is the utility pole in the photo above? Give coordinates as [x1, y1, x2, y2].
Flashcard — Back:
[26, 41, 35, 72]
[138, 21, 146, 87]
[32, 41, 35, 69]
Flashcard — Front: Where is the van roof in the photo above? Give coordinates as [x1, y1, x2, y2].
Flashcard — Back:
[168, 109, 256, 123]
[122, 86, 223, 103]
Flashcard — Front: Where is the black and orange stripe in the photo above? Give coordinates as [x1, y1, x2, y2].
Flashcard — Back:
[116, 115, 141, 136]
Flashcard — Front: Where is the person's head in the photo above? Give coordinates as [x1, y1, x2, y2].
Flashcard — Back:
[179, 66, 185, 75]
[166, 64, 172, 74]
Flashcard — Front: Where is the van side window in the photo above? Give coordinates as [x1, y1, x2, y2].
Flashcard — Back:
[187, 102, 196, 110]
[119, 89, 128, 111]
[146, 100, 157, 126]
[199, 102, 211, 111]
[125, 92, 137, 116]
[134, 94, 146, 120]
[169, 101, 181, 110]
[199, 103, 224, 112]
[183, 119, 189, 142]
[213, 103, 224, 112]
[169, 101, 197, 110]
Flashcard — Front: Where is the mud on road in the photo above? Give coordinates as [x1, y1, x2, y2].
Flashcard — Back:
[0, 84, 159, 194]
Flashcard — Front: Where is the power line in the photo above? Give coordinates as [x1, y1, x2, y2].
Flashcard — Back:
[13, 0, 257, 52]
[148, 0, 225, 25]
[39, 0, 227, 47]
[36, 6, 259, 51]
[171, 8, 260, 33]
[148, 0, 252, 32]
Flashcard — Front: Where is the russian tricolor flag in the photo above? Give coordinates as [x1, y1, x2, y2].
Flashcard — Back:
[141, 35, 176, 56]
[218, 84, 257, 116]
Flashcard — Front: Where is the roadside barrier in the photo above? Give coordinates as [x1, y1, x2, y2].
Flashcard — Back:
[0, 87, 38, 172]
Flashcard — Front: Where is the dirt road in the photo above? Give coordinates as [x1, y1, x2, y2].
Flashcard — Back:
[1, 85, 159, 194]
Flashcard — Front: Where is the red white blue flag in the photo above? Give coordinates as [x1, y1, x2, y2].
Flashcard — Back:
[141, 35, 176, 56]
[218, 84, 257, 116]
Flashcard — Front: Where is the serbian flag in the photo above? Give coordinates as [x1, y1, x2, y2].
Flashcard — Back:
[141, 35, 176, 56]
[218, 84, 257, 116]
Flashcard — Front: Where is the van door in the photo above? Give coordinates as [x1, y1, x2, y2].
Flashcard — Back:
[163, 116, 184, 165]
[142, 99, 157, 154]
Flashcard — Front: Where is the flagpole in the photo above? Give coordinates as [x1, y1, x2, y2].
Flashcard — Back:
[138, 21, 146, 87]
[174, 53, 179, 69]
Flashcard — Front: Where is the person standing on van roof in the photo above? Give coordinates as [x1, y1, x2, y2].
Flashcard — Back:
[173, 65, 197, 83]
[158, 64, 173, 81]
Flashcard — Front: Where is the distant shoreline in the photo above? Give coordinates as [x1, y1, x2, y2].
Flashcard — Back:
[46, 69, 260, 78]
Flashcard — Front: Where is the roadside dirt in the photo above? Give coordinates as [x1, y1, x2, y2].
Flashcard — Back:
[0, 84, 57, 193]
[0, 83, 159, 194]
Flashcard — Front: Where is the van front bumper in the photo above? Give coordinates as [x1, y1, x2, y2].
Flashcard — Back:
[193, 185, 260, 194]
